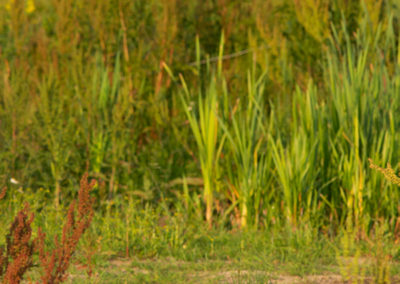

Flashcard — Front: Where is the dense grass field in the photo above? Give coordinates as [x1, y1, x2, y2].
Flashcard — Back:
[3, 0, 400, 282]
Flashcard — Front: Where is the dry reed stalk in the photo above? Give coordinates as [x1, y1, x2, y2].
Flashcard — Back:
[1, 203, 35, 284]
[0, 187, 6, 200]
[36, 173, 96, 283]
[0, 173, 96, 284]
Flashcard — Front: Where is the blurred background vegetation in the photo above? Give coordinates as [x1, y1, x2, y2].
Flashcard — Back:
[3, 0, 400, 268]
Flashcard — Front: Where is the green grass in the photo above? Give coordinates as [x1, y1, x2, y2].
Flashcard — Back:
[3, 186, 400, 282]
[2, 0, 400, 283]
[16, 214, 400, 282]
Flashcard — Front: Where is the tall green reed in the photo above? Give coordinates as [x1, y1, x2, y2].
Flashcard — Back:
[35, 67, 79, 208]
[179, 75, 224, 228]
[173, 35, 228, 228]
[89, 52, 122, 199]
[220, 71, 272, 228]
[269, 85, 320, 228]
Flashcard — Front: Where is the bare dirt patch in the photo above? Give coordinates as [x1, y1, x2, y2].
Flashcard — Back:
[57, 257, 400, 283]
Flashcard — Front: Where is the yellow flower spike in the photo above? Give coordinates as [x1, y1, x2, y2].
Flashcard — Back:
[26, 0, 35, 14]
[369, 159, 400, 186]
[4, 0, 35, 14]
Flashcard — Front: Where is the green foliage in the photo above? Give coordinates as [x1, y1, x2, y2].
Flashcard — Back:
[2, 0, 400, 281]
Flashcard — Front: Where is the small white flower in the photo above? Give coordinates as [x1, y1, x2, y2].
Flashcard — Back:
[10, 178, 19, 185]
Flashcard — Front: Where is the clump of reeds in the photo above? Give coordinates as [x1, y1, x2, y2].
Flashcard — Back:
[0, 174, 96, 284]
